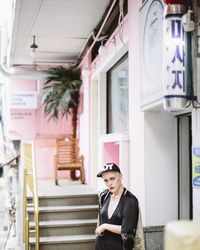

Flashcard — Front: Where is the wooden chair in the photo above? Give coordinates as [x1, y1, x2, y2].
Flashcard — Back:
[54, 137, 85, 185]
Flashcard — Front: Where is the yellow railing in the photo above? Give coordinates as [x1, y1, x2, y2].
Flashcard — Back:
[23, 142, 39, 250]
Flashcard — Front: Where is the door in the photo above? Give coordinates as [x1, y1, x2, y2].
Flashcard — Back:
[177, 114, 192, 219]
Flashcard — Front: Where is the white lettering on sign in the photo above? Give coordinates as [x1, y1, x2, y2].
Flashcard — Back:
[10, 91, 38, 109]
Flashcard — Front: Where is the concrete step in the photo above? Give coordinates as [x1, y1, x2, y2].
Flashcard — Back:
[27, 181, 98, 249]
[30, 219, 97, 237]
[28, 204, 98, 221]
[28, 194, 98, 206]
[30, 234, 96, 250]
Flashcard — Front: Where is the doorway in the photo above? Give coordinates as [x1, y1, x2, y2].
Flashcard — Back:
[177, 114, 193, 219]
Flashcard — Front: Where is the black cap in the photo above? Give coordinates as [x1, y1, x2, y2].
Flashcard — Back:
[97, 163, 121, 177]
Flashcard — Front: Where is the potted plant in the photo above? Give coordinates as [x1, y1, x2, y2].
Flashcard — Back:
[41, 66, 82, 138]
[41, 65, 82, 180]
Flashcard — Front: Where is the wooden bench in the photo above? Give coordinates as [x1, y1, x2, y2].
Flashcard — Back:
[54, 137, 85, 185]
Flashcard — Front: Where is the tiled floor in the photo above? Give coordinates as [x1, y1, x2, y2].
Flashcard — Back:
[36, 179, 98, 197]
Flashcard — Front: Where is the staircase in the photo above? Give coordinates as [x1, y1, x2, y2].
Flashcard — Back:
[27, 182, 98, 250]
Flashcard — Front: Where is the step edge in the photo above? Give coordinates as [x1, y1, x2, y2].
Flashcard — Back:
[29, 234, 96, 245]
[30, 219, 98, 228]
[28, 193, 98, 199]
[28, 205, 98, 213]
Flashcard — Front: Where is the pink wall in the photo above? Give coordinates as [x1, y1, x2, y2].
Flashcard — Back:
[8, 77, 73, 138]
[7, 1, 144, 185]
[80, 1, 146, 203]
[79, 54, 92, 183]
[7, 76, 75, 179]
[103, 143, 119, 166]
[82, 17, 130, 178]
[36, 106, 72, 136]
[8, 78, 37, 140]
[9, 109, 37, 139]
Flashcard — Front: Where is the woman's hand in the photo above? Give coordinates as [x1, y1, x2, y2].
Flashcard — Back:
[95, 224, 107, 236]
[95, 223, 122, 236]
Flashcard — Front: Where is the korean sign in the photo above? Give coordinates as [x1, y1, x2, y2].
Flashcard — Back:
[163, 7, 187, 110]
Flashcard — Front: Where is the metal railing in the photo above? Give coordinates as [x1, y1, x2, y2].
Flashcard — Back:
[23, 142, 39, 250]
[1, 154, 20, 250]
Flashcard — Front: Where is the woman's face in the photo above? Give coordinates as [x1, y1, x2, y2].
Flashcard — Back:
[102, 171, 123, 195]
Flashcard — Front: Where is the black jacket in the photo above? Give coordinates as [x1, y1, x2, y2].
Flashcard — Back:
[99, 188, 139, 250]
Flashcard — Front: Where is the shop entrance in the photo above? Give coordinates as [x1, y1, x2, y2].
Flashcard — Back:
[177, 114, 192, 219]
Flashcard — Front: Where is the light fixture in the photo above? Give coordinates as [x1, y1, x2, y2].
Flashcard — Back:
[98, 42, 107, 56]
[182, 8, 195, 32]
[81, 67, 89, 77]
[98, 37, 116, 57]
[30, 35, 38, 58]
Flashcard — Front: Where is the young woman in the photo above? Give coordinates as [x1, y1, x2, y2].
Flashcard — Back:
[95, 163, 139, 250]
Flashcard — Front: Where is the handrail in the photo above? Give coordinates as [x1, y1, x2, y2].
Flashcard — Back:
[0, 154, 20, 167]
[22, 142, 39, 250]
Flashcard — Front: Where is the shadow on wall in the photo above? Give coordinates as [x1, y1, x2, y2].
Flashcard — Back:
[0, 165, 3, 177]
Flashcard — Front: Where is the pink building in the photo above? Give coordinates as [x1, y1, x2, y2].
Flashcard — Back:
[0, 0, 200, 248]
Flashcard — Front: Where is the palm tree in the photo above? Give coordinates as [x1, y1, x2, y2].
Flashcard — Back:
[41, 66, 82, 138]
[42, 66, 82, 180]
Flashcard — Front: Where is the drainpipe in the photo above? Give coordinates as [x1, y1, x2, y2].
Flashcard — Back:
[0, 24, 48, 80]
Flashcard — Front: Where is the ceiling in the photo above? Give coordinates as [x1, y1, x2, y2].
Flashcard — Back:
[8, 0, 112, 67]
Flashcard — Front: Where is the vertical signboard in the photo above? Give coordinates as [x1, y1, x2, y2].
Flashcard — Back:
[163, 4, 187, 111]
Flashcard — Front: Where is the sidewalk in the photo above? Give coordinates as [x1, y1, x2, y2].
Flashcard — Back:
[0, 178, 18, 250]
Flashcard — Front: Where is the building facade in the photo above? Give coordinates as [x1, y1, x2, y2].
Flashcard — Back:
[0, 0, 199, 239]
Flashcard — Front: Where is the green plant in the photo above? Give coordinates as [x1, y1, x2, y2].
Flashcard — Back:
[42, 66, 82, 138]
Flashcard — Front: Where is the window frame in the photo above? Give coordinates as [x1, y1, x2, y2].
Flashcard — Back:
[106, 53, 129, 134]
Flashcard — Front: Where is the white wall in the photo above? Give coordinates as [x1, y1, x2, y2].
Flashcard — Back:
[128, 0, 146, 222]
[89, 16, 129, 192]
[192, 56, 200, 221]
[128, 0, 179, 226]
[144, 112, 178, 226]
[79, 74, 90, 184]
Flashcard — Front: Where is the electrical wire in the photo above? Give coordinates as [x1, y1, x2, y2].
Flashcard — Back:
[78, 0, 118, 68]
[118, 0, 125, 45]
[92, 31, 108, 42]
[185, 12, 200, 109]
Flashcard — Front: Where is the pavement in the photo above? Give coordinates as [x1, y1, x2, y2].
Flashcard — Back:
[0, 178, 19, 250]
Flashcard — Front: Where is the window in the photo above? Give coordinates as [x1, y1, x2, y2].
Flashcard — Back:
[107, 54, 129, 134]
